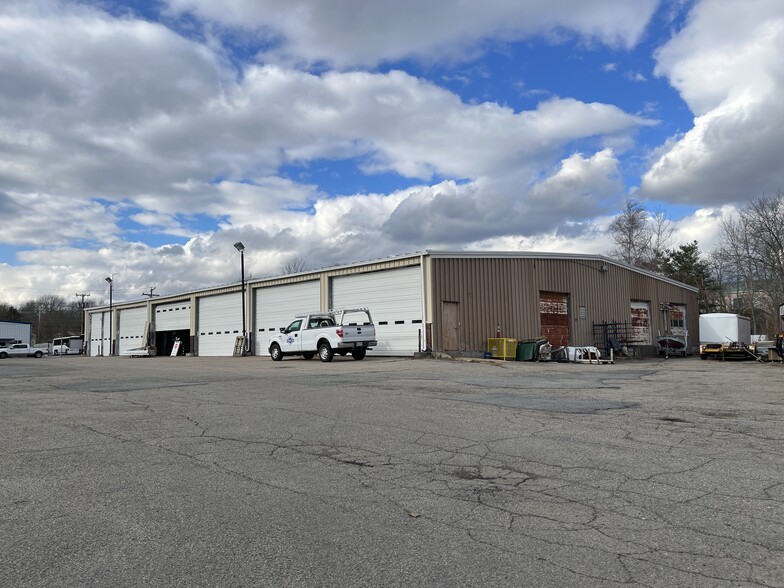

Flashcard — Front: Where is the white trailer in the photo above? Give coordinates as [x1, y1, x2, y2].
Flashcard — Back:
[699, 313, 751, 345]
[699, 313, 753, 360]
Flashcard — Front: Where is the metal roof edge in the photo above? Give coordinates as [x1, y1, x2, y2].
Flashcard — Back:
[423, 250, 700, 293]
[248, 251, 426, 284]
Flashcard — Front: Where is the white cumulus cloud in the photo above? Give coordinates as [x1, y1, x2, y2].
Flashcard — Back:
[163, 0, 660, 68]
[641, 0, 784, 204]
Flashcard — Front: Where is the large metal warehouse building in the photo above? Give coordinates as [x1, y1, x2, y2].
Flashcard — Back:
[84, 251, 699, 358]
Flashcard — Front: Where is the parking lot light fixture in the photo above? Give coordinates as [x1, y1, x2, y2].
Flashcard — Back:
[105, 276, 113, 356]
[233, 243, 247, 354]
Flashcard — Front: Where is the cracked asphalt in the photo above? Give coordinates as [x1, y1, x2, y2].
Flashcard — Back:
[1, 355, 782, 587]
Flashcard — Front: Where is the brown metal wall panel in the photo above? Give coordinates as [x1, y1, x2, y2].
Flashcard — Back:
[430, 256, 700, 354]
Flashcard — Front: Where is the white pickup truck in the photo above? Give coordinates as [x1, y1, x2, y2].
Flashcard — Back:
[0, 344, 47, 359]
[268, 308, 377, 362]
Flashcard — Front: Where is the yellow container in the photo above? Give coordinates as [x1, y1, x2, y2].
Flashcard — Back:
[487, 338, 517, 360]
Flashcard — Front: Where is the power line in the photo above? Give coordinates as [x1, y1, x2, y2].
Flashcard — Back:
[142, 286, 160, 298]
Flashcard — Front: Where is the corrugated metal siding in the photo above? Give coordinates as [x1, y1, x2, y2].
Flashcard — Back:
[429, 257, 699, 353]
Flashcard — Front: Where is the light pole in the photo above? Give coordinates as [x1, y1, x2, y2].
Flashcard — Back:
[105, 276, 113, 356]
[233, 242, 247, 354]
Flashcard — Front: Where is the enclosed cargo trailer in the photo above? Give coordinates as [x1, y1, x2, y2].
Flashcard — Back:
[699, 313, 754, 360]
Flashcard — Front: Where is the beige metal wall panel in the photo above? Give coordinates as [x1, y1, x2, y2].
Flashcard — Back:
[429, 256, 699, 354]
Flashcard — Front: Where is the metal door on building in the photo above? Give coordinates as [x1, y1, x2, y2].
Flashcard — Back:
[154, 301, 190, 331]
[330, 266, 423, 355]
[254, 280, 321, 340]
[630, 300, 652, 345]
[154, 300, 191, 356]
[89, 311, 110, 356]
[669, 303, 688, 347]
[441, 301, 460, 351]
[197, 293, 242, 356]
[539, 291, 569, 346]
[118, 307, 147, 355]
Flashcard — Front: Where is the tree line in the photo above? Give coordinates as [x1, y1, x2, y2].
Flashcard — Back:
[0, 296, 97, 344]
[608, 191, 784, 337]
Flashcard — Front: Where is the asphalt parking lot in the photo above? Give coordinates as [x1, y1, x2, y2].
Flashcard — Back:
[1, 354, 782, 587]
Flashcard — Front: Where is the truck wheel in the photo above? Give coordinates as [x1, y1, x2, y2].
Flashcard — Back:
[34, 351, 43, 358]
[269, 343, 283, 361]
[303, 353, 315, 360]
[0, 351, 7, 359]
[318, 342, 334, 362]
[351, 348, 366, 360]
[700, 354, 708, 360]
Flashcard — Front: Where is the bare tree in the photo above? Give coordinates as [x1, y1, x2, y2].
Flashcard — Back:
[281, 256, 308, 275]
[706, 248, 734, 312]
[607, 199, 653, 267]
[716, 191, 784, 335]
[647, 209, 675, 272]
[19, 295, 83, 343]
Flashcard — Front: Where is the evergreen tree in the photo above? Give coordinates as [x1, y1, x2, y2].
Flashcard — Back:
[662, 241, 716, 314]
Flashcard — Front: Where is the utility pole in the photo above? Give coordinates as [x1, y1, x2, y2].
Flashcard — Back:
[142, 287, 160, 299]
[75, 293, 91, 309]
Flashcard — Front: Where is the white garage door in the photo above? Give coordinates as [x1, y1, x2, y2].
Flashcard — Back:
[330, 266, 423, 356]
[197, 292, 242, 356]
[89, 311, 110, 356]
[118, 306, 148, 355]
[154, 300, 191, 331]
[254, 280, 321, 342]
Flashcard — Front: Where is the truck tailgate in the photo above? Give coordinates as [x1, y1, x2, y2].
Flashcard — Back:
[341, 324, 375, 343]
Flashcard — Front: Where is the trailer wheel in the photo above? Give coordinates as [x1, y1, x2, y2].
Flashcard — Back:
[351, 348, 366, 360]
[318, 342, 334, 362]
[700, 354, 708, 360]
[303, 353, 315, 360]
[269, 343, 283, 361]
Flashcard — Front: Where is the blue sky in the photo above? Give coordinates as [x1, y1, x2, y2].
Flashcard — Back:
[2, 0, 784, 303]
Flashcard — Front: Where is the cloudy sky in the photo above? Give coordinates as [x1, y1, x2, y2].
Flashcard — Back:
[2, 0, 783, 305]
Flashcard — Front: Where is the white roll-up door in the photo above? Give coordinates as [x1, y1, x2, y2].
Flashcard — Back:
[154, 300, 191, 331]
[118, 306, 147, 355]
[254, 280, 321, 341]
[330, 266, 423, 355]
[197, 292, 242, 356]
[89, 312, 109, 356]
